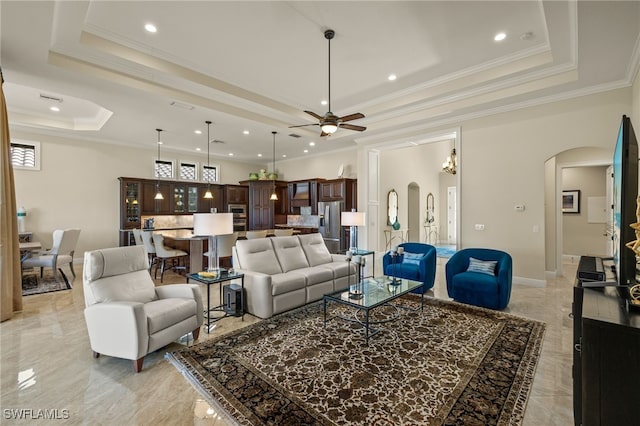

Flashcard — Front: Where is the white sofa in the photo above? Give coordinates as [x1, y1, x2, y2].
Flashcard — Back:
[232, 233, 356, 319]
[83, 245, 203, 372]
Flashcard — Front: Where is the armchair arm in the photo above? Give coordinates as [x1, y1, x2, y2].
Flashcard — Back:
[84, 302, 148, 360]
[156, 284, 203, 327]
[234, 269, 273, 319]
[418, 248, 437, 287]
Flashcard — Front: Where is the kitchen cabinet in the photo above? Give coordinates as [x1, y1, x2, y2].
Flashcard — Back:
[225, 185, 249, 205]
[319, 178, 357, 210]
[141, 181, 171, 215]
[242, 180, 288, 230]
[198, 184, 223, 213]
[288, 179, 323, 215]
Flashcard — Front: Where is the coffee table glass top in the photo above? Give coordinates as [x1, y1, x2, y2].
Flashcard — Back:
[324, 277, 422, 309]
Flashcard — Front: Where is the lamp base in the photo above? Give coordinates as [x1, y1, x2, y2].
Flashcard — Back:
[349, 290, 364, 299]
[389, 277, 402, 286]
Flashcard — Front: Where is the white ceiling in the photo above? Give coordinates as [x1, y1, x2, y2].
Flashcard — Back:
[1, 1, 639, 165]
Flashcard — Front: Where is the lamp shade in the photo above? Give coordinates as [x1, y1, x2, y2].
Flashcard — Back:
[341, 211, 366, 227]
[193, 213, 233, 236]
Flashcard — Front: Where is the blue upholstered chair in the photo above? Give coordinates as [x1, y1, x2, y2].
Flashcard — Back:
[445, 248, 512, 310]
[382, 242, 436, 294]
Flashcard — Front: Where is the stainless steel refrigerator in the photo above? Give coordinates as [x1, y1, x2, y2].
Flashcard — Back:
[318, 201, 343, 254]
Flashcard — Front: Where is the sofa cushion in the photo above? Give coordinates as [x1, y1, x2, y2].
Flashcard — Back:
[271, 272, 307, 296]
[234, 239, 282, 275]
[298, 233, 333, 266]
[293, 266, 334, 286]
[271, 236, 310, 272]
[144, 298, 197, 334]
[319, 259, 355, 279]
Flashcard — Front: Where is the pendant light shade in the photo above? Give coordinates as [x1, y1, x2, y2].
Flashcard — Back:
[154, 128, 164, 200]
[270, 131, 278, 201]
[203, 120, 214, 199]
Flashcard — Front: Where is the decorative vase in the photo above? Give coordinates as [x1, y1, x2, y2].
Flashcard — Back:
[268, 172, 278, 180]
[258, 169, 268, 180]
[249, 172, 259, 180]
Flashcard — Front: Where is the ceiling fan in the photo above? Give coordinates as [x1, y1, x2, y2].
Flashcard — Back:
[289, 29, 366, 137]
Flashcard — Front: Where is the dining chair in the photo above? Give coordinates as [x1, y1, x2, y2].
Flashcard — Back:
[22, 228, 81, 283]
[273, 228, 294, 237]
[204, 232, 239, 270]
[131, 229, 144, 246]
[139, 230, 157, 273]
[245, 230, 268, 239]
[152, 234, 188, 283]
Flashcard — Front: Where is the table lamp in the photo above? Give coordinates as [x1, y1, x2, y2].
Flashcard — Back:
[341, 210, 366, 253]
[193, 213, 233, 273]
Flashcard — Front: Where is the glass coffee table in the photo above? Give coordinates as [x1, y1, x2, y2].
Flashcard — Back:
[323, 277, 424, 345]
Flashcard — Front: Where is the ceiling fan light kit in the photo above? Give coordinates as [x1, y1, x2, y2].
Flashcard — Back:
[289, 29, 366, 137]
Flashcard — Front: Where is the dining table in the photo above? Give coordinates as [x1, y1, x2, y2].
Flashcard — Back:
[155, 229, 207, 274]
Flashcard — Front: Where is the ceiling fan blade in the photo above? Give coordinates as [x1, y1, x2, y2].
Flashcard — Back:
[338, 113, 365, 122]
[304, 110, 323, 120]
[340, 123, 367, 132]
[288, 123, 319, 128]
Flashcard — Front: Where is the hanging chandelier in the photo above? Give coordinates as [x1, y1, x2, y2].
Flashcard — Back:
[154, 128, 164, 200]
[442, 147, 457, 175]
[270, 131, 278, 201]
[203, 120, 213, 199]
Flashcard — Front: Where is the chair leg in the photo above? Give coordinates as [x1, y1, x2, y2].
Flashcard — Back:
[133, 357, 145, 373]
[69, 261, 76, 278]
[192, 327, 200, 340]
[160, 258, 166, 283]
[40, 267, 44, 278]
[52, 266, 60, 283]
[92, 351, 100, 358]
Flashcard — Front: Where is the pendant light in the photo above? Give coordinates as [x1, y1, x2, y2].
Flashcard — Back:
[270, 131, 278, 201]
[203, 120, 213, 199]
[154, 128, 164, 200]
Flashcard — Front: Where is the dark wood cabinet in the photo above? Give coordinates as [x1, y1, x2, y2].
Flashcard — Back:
[288, 179, 322, 215]
[243, 180, 287, 230]
[319, 178, 357, 210]
[141, 181, 171, 214]
[198, 184, 223, 213]
[573, 283, 640, 426]
[225, 185, 249, 205]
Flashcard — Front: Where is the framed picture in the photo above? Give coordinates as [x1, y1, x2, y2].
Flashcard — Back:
[562, 190, 581, 213]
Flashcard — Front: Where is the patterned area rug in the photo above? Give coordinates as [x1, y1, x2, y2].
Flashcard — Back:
[22, 270, 71, 296]
[166, 296, 545, 426]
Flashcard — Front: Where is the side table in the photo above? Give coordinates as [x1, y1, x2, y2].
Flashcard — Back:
[186, 271, 245, 333]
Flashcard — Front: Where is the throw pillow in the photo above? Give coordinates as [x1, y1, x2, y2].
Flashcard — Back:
[467, 257, 498, 275]
[402, 252, 423, 265]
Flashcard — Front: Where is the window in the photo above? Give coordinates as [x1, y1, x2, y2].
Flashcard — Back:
[202, 164, 219, 183]
[154, 159, 174, 179]
[179, 162, 198, 181]
[10, 140, 40, 170]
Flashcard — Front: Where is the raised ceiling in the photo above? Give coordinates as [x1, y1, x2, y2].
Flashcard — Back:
[1, 1, 639, 164]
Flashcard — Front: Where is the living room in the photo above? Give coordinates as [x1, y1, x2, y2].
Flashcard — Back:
[2, 1, 640, 425]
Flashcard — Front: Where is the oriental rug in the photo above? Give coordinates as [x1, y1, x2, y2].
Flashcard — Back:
[22, 269, 71, 296]
[166, 296, 545, 426]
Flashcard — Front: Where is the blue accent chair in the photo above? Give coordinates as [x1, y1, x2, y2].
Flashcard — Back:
[382, 242, 436, 294]
[445, 248, 512, 310]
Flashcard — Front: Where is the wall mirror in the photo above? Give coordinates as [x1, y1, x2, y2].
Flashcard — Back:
[388, 189, 398, 226]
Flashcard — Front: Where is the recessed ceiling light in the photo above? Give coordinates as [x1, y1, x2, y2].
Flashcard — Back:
[388, 74, 397, 81]
[243, 130, 250, 135]
[494, 32, 506, 42]
[196, 147, 201, 151]
[194, 130, 202, 135]
[157, 141, 163, 145]
[321, 100, 328, 106]
[304, 149, 309, 153]
[309, 142, 315, 147]
[49, 106, 60, 112]
[258, 153, 262, 157]
[228, 153, 234, 156]
[145, 23, 157, 33]
[282, 154, 287, 158]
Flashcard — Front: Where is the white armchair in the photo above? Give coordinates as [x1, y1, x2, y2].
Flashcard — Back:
[83, 245, 203, 372]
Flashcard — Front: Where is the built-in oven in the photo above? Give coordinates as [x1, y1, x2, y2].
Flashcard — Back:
[228, 204, 247, 231]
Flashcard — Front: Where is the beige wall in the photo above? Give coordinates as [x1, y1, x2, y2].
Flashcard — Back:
[562, 166, 609, 257]
[276, 147, 357, 181]
[632, 69, 640, 128]
[12, 131, 257, 258]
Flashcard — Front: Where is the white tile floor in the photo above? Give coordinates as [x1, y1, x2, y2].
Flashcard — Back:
[0, 258, 577, 425]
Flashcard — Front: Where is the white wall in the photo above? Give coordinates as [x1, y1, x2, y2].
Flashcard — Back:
[562, 166, 609, 257]
[276, 147, 357, 181]
[12, 130, 257, 258]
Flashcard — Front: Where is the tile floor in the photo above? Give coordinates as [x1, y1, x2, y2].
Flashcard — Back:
[0, 258, 576, 425]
